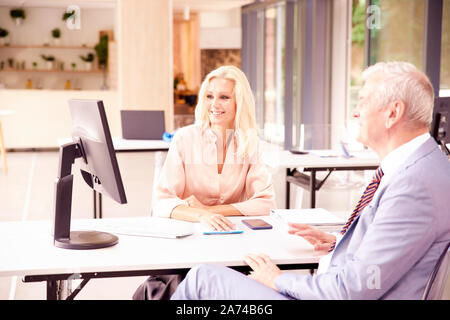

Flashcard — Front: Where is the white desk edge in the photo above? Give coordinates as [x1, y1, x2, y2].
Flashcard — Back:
[0, 216, 323, 278]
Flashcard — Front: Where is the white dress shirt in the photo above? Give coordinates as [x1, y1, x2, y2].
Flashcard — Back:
[317, 132, 431, 274]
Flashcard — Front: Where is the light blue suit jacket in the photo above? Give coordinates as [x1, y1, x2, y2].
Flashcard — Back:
[276, 138, 450, 299]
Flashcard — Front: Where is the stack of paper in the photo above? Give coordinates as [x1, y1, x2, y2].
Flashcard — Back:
[270, 208, 345, 226]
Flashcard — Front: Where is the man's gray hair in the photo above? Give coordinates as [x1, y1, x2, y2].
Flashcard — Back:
[362, 61, 434, 128]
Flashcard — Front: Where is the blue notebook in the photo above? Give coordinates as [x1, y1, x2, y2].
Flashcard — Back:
[202, 230, 244, 235]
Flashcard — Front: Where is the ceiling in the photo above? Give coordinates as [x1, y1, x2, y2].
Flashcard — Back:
[0, 0, 254, 11]
[173, 0, 253, 12]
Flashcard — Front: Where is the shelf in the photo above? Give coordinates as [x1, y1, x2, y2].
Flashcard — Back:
[0, 69, 102, 74]
[0, 45, 95, 50]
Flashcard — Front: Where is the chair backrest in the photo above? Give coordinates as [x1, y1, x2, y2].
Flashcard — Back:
[422, 242, 450, 300]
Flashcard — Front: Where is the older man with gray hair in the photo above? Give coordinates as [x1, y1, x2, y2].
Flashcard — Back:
[171, 61, 450, 300]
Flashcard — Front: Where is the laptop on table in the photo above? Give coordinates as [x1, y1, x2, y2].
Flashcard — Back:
[121, 110, 165, 140]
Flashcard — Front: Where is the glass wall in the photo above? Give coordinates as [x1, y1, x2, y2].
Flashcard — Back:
[242, 0, 448, 150]
[350, 0, 366, 127]
[368, 0, 425, 68]
[352, 0, 450, 113]
[242, 0, 329, 149]
[263, 4, 286, 144]
[292, 0, 303, 148]
[366, 0, 449, 95]
[441, 0, 450, 92]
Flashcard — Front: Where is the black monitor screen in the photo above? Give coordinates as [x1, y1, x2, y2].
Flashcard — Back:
[431, 96, 450, 155]
[69, 99, 127, 204]
[53, 99, 127, 249]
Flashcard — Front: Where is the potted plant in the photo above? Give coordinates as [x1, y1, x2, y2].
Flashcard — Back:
[71, 62, 77, 71]
[95, 35, 108, 68]
[41, 54, 55, 70]
[51, 28, 61, 45]
[32, 61, 38, 70]
[10, 8, 26, 26]
[0, 28, 8, 46]
[95, 35, 108, 89]
[79, 53, 94, 70]
[62, 10, 75, 21]
[7, 58, 14, 69]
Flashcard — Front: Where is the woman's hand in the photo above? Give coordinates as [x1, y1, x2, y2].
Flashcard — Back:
[198, 212, 236, 231]
[180, 195, 239, 230]
[288, 222, 336, 252]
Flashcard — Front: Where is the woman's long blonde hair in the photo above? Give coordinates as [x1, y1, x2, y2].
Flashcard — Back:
[195, 65, 259, 159]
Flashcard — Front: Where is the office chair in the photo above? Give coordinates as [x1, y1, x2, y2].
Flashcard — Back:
[422, 242, 450, 300]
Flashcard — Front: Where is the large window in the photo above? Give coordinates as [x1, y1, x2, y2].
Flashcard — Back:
[441, 0, 450, 93]
[350, 0, 426, 120]
[351, 0, 450, 120]
[263, 4, 286, 144]
[365, 0, 449, 95]
[292, 0, 303, 148]
[368, 0, 425, 68]
[242, 0, 330, 149]
[349, 0, 367, 143]
[242, 0, 449, 151]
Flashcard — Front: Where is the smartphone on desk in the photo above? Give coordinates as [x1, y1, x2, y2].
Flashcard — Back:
[242, 219, 273, 230]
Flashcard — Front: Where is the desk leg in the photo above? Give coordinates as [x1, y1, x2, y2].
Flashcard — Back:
[99, 193, 102, 219]
[93, 190, 97, 219]
[0, 121, 7, 173]
[310, 170, 316, 208]
[47, 280, 57, 300]
[286, 168, 290, 209]
[47, 280, 72, 300]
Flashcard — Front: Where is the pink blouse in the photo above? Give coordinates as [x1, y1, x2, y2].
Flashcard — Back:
[152, 124, 276, 218]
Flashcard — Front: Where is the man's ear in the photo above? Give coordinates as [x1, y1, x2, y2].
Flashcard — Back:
[385, 100, 406, 129]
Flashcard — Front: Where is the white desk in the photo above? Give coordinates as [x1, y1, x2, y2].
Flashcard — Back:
[0, 216, 322, 300]
[57, 137, 170, 218]
[57, 137, 170, 152]
[263, 150, 380, 208]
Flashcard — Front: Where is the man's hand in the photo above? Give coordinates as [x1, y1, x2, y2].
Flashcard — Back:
[288, 222, 336, 252]
[244, 253, 281, 291]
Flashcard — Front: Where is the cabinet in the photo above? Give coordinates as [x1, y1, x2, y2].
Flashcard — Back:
[0, 45, 102, 73]
[0, 6, 115, 90]
[0, 44, 104, 89]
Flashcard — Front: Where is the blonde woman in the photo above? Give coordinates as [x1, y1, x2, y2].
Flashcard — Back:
[133, 66, 276, 300]
[152, 65, 276, 231]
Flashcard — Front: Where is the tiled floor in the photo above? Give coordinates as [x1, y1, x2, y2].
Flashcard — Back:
[0, 150, 364, 300]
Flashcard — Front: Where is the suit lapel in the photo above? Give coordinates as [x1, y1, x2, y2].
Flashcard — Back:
[332, 137, 439, 255]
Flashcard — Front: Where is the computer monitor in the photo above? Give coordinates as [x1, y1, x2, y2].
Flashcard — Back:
[431, 96, 450, 155]
[53, 99, 127, 249]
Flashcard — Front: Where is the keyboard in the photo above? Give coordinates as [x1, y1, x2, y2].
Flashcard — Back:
[96, 218, 195, 239]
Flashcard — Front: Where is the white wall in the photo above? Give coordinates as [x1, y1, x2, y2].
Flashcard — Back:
[0, 89, 119, 148]
[117, 0, 173, 132]
[199, 8, 241, 49]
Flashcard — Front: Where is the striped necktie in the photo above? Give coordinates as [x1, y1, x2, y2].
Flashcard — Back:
[328, 167, 384, 252]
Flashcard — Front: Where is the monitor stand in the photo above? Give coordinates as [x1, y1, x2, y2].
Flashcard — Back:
[53, 142, 118, 249]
